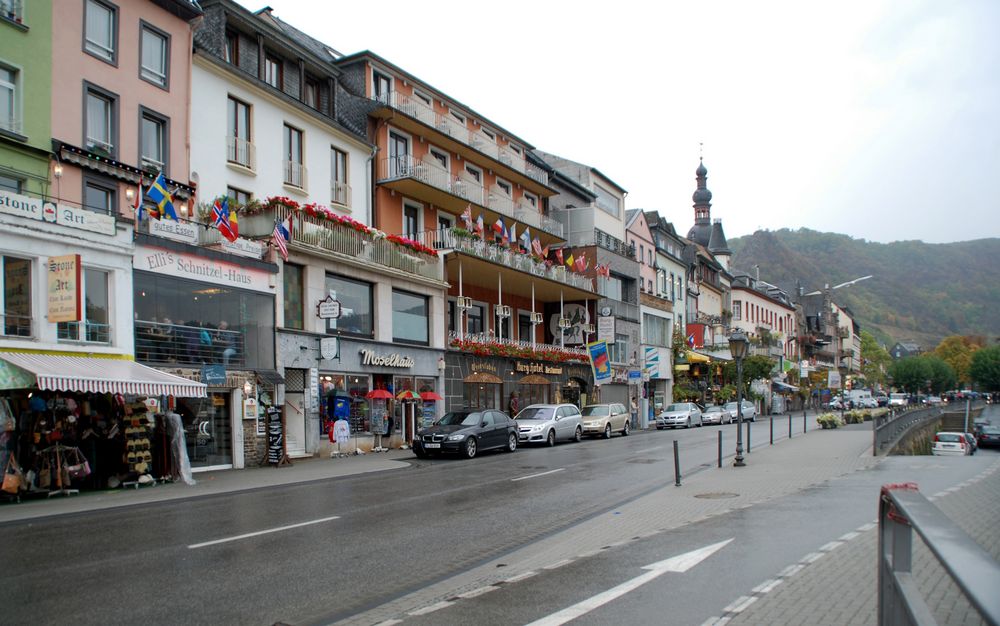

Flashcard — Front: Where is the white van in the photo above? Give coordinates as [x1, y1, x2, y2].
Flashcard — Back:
[889, 393, 908, 407]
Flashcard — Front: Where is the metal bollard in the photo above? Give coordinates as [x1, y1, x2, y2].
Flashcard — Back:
[770, 415, 774, 445]
[804, 412, 807, 433]
[673, 440, 681, 487]
[718, 430, 722, 468]
[789, 413, 793, 439]
[747, 421, 751, 453]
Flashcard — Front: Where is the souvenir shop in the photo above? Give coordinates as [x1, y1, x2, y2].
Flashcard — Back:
[0, 353, 206, 499]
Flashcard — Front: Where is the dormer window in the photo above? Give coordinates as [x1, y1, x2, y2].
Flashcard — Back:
[264, 53, 282, 89]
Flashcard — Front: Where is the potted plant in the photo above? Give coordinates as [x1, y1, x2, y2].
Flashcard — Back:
[816, 413, 843, 429]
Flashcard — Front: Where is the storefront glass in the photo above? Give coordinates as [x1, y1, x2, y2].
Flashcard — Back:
[325, 274, 373, 337]
[175, 392, 232, 468]
[464, 382, 499, 409]
[318, 373, 371, 434]
[516, 383, 549, 408]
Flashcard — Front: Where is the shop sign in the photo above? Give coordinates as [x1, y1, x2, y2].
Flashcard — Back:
[470, 361, 497, 374]
[220, 237, 264, 259]
[201, 365, 227, 385]
[0, 188, 115, 236]
[611, 366, 631, 384]
[360, 349, 414, 368]
[515, 362, 563, 375]
[320, 337, 340, 360]
[47, 254, 81, 323]
[149, 219, 198, 244]
[598, 315, 616, 344]
[307, 368, 318, 410]
[628, 369, 642, 382]
[243, 397, 258, 421]
[828, 370, 842, 389]
[134, 244, 274, 293]
[316, 295, 342, 319]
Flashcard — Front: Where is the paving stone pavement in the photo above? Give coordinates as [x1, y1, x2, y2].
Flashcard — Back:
[722, 458, 1000, 626]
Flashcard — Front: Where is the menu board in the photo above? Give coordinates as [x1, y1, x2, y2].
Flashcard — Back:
[266, 406, 284, 464]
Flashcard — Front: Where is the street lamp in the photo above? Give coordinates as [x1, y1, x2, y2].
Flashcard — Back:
[729, 330, 749, 467]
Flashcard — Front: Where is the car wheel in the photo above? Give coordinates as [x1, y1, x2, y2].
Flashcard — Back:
[604, 424, 612, 439]
[574, 426, 583, 442]
[506, 432, 517, 453]
[547, 429, 556, 447]
[464, 437, 477, 459]
[686, 418, 691, 429]
[414, 446, 427, 459]
[622, 421, 630, 436]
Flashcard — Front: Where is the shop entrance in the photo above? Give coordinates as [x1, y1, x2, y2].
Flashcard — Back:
[463, 372, 502, 409]
[283, 369, 307, 457]
[175, 391, 232, 469]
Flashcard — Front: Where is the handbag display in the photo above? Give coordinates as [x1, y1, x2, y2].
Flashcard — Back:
[66, 448, 91, 479]
[3, 454, 23, 494]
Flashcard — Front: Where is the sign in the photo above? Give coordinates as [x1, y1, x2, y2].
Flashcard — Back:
[307, 368, 318, 411]
[242, 397, 258, 421]
[320, 337, 340, 360]
[360, 349, 414, 368]
[598, 315, 616, 344]
[548, 303, 590, 346]
[316, 295, 342, 319]
[47, 254, 81, 323]
[0, 188, 115, 235]
[587, 340, 611, 385]
[220, 237, 264, 259]
[515, 362, 563, 375]
[134, 244, 274, 293]
[421, 402, 436, 428]
[266, 406, 284, 465]
[828, 370, 842, 390]
[644, 346, 660, 378]
[149, 219, 198, 244]
[201, 365, 227, 386]
[628, 369, 642, 382]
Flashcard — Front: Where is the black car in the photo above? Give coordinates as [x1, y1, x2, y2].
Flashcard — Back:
[977, 425, 1000, 449]
[413, 409, 518, 459]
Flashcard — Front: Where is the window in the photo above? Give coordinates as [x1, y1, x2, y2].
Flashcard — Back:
[392, 289, 428, 345]
[601, 274, 623, 301]
[227, 96, 251, 167]
[84, 0, 116, 63]
[304, 77, 319, 109]
[331, 147, 348, 205]
[649, 250, 654, 265]
[403, 202, 420, 237]
[495, 178, 512, 196]
[450, 109, 465, 125]
[1, 256, 31, 337]
[283, 263, 303, 330]
[58, 268, 110, 344]
[643, 313, 671, 347]
[224, 30, 239, 65]
[139, 109, 167, 172]
[467, 303, 484, 335]
[226, 186, 251, 207]
[608, 333, 629, 364]
[0, 66, 17, 134]
[388, 130, 409, 177]
[413, 90, 431, 107]
[373, 71, 391, 103]
[325, 274, 372, 337]
[0, 174, 21, 193]
[85, 86, 115, 155]
[522, 191, 538, 208]
[595, 184, 619, 217]
[464, 164, 481, 183]
[639, 244, 644, 265]
[480, 127, 495, 141]
[429, 147, 448, 170]
[283, 124, 303, 187]
[83, 177, 115, 215]
[139, 24, 168, 87]
[648, 279, 653, 293]
[264, 53, 282, 89]
[518, 313, 532, 343]
[447, 299, 455, 334]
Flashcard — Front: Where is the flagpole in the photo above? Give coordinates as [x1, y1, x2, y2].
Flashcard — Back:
[497, 272, 503, 342]
[560, 290, 565, 350]
[531, 282, 536, 351]
[458, 260, 465, 342]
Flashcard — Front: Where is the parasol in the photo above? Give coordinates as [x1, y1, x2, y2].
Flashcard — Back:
[396, 390, 420, 401]
[420, 391, 443, 401]
[366, 389, 393, 400]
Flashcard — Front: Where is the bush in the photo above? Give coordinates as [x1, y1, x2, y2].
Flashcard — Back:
[817, 413, 843, 429]
[844, 410, 866, 424]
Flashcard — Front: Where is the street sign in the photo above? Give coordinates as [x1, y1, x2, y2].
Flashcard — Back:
[316, 295, 342, 319]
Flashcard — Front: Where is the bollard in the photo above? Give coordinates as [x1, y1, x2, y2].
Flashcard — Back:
[718, 430, 722, 468]
[673, 440, 681, 487]
[804, 412, 807, 433]
[789, 413, 793, 439]
[747, 420, 751, 453]
[770, 415, 774, 445]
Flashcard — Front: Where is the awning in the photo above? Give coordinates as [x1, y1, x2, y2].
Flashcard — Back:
[685, 350, 711, 364]
[518, 374, 550, 385]
[772, 380, 799, 393]
[464, 372, 503, 384]
[0, 352, 207, 397]
[256, 369, 285, 385]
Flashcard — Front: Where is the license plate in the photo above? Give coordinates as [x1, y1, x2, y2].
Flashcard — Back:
[424, 443, 441, 449]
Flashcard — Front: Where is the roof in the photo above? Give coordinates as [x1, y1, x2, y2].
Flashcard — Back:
[255, 6, 344, 62]
[534, 150, 628, 194]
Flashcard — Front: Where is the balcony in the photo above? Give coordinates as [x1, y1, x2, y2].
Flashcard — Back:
[331, 181, 352, 208]
[470, 133, 500, 160]
[227, 135, 255, 170]
[598, 297, 641, 323]
[284, 160, 307, 189]
[514, 204, 564, 238]
[487, 189, 514, 216]
[135, 319, 245, 368]
[448, 331, 589, 361]
[498, 146, 526, 174]
[594, 229, 636, 260]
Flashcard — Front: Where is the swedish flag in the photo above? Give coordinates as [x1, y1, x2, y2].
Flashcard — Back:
[146, 172, 178, 221]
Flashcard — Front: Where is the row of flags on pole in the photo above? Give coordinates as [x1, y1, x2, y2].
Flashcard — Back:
[134, 170, 292, 261]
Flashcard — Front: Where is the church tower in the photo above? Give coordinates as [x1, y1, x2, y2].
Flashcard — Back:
[686, 158, 713, 247]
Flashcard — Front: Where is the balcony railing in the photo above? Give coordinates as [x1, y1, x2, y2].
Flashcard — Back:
[0, 313, 32, 338]
[525, 163, 548, 185]
[227, 135, 255, 170]
[470, 134, 500, 160]
[135, 319, 245, 368]
[498, 146, 526, 174]
[85, 137, 114, 156]
[598, 297, 641, 323]
[488, 191, 514, 215]
[514, 206, 563, 238]
[378, 155, 486, 206]
[284, 160, 307, 189]
[448, 331, 588, 359]
[331, 181, 352, 207]
[595, 228, 636, 259]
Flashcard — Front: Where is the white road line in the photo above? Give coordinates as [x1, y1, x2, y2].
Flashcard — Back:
[802, 552, 825, 564]
[512, 468, 565, 482]
[524, 568, 665, 626]
[457, 586, 496, 599]
[723, 595, 758, 613]
[634, 446, 664, 454]
[373, 620, 403, 626]
[752, 579, 782, 594]
[779, 564, 804, 577]
[543, 558, 575, 570]
[187, 515, 340, 549]
[407, 600, 453, 616]
[819, 541, 843, 552]
[933, 491, 948, 498]
[839, 531, 859, 542]
[857, 522, 876, 532]
[504, 571, 538, 584]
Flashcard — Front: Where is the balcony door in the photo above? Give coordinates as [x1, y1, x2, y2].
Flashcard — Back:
[389, 131, 409, 178]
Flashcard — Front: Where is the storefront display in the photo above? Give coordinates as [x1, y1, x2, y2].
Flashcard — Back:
[174, 392, 232, 469]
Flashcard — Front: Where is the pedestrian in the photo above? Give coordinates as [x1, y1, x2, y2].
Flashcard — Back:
[508, 391, 519, 417]
[630, 397, 638, 429]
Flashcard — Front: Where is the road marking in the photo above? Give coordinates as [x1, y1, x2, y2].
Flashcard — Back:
[543, 558, 575, 570]
[839, 531, 859, 542]
[819, 541, 843, 552]
[407, 600, 453, 616]
[525, 539, 732, 626]
[512, 468, 565, 482]
[779, 564, 805, 577]
[457, 586, 496, 599]
[752, 579, 783, 594]
[634, 446, 664, 454]
[723, 595, 758, 613]
[857, 522, 876, 532]
[373, 620, 403, 626]
[802, 552, 825, 564]
[503, 571, 538, 584]
[187, 515, 340, 549]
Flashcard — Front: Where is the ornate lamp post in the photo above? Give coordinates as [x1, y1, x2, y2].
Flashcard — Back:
[729, 330, 749, 467]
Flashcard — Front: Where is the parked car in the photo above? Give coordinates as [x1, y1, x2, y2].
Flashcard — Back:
[963, 433, 978, 455]
[702, 405, 730, 426]
[724, 400, 758, 422]
[889, 393, 908, 407]
[515, 404, 583, 446]
[413, 409, 518, 459]
[931, 432, 971, 456]
[926, 396, 943, 405]
[656, 402, 703, 429]
[977, 425, 1000, 448]
[875, 393, 889, 407]
[580, 403, 630, 438]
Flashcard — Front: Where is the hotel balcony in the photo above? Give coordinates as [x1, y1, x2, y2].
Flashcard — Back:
[226, 135, 256, 171]
[447, 331, 589, 360]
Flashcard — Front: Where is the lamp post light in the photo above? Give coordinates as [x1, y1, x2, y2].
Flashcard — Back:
[729, 330, 749, 467]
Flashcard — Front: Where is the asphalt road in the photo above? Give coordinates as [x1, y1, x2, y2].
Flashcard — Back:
[0, 417, 795, 626]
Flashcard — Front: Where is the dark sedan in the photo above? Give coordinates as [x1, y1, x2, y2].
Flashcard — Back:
[977, 425, 1000, 449]
[413, 409, 518, 459]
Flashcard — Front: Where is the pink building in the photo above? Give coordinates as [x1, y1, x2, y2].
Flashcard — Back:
[50, 0, 201, 216]
[626, 209, 657, 295]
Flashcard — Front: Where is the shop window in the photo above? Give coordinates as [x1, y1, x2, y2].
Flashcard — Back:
[1, 256, 31, 337]
[392, 289, 428, 345]
[282, 263, 303, 330]
[175, 393, 232, 469]
[58, 268, 110, 344]
[319, 373, 371, 434]
[464, 382, 499, 409]
[325, 273, 372, 337]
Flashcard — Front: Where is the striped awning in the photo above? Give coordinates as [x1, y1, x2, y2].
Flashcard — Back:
[0, 352, 207, 397]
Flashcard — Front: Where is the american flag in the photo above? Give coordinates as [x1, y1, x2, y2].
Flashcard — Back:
[273, 217, 291, 261]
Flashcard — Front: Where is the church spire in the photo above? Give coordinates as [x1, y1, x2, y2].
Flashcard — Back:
[692, 157, 712, 224]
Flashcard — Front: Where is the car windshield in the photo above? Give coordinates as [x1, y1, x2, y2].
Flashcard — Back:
[437, 411, 482, 426]
[516, 407, 554, 421]
[705, 406, 723, 413]
[581, 406, 609, 416]
[981, 427, 1000, 434]
[665, 404, 687, 412]
[724, 402, 737, 410]
[936, 433, 962, 442]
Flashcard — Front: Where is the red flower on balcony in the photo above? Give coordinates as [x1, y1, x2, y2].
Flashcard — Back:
[448, 338, 587, 364]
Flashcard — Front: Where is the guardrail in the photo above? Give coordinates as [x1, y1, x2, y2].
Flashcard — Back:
[873, 405, 942, 456]
[878, 483, 1000, 626]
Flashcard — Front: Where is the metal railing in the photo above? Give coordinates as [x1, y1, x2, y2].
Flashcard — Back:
[878, 483, 1000, 626]
[873, 405, 943, 455]
[134, 320, 245, 367]
[226, 135, 255, 170]
[597, 297, 641, 323]
[57, 321, 111, 345]
[525, 163, 548, 185]
[488, 190, 515, 215]
[284, 160, 307, 189]
[85, 137, 114, 155]
[514, 205, 564, 238]
[595, 228, 636, 260]
[498, 146, 526, 174]
[331, 181, 351, 207]
[0, 313, 32, 338]
[448, 330, 588, 358]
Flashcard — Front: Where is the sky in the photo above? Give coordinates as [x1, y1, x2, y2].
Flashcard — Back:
[236, 0, 1000, 244]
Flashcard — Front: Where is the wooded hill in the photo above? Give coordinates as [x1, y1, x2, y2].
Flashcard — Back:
[728, 229, 1000, 349]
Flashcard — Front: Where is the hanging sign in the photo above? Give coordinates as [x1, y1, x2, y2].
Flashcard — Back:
[598, 315, 616, 344]
[47, 254, 82, 323]
[0, 188, 115, 235]
[320, 337, 340, 360]
[588, 340, 612, 385]
[150, 219, 198, 244]
[316, 295, 342, 319]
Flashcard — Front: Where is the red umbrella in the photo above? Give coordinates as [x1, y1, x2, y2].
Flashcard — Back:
[366, 389, 393, 400]
[420, 391, 443, 401]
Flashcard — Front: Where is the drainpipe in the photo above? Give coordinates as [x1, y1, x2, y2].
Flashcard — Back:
[366, 145, 378, 228]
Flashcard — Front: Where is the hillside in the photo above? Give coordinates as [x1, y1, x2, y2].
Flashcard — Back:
[728, 229, 1000, 348]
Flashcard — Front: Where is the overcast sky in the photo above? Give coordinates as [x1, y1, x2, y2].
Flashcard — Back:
[238, 0, 999, 245]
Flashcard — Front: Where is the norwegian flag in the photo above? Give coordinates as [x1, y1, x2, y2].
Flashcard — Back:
[213, 196, 239, 243]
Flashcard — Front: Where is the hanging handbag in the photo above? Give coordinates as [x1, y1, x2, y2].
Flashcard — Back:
[3, 455, 23, 494]
[38, 456, 51, 488]
[66, 448, 91, 479]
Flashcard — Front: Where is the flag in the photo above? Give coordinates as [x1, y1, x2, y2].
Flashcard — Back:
[132, 182, 142, 216]
[509, 223, 517, 248]
[461, 204, 473, 230]
[597, 264, 611, 278]
[687, 333, 696, 348]
[501, 225, 509, 246]
[575, 254, 587, 272]
[213, 196, 239, 243]
[146, 172, 178, 221]
[555, 248, 563, 265]
[519, 227, 531, 250]
[273, 218, 290, 262]
[565, 253, 574, 268]
[492, 217, 504, 234]
[541, 244, 549, 259]
[532, 237, 542, 256]
[474, 214, 485, 238]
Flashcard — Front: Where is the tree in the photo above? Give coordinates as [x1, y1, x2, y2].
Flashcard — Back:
[722, 355, 776, 395]
[970, 346, 1000, 392]
[933, 335, 979, 386]
[888, 357, 931, 394]
[860, 331, 891, 387]
[922, 355, 956, 394]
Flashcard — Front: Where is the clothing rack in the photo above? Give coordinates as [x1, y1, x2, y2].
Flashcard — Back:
[40, 442, 80, 497]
